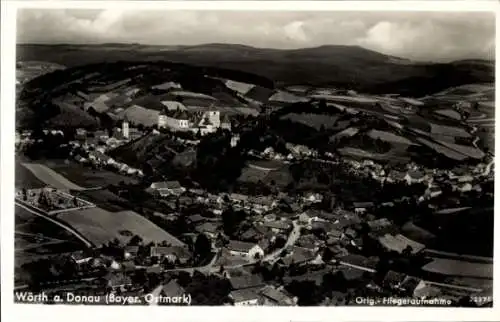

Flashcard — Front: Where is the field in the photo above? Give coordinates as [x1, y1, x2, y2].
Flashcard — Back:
[238, 164, 292, 187]
[21, 163, 84, 190]
[281, 113, 340, 130]
[415, 138, 468, 161]
[422, 258, 493, 279]
[55, 207, 185, 247]
[225, 79, 255, 95]
[45, 160, 137, 188]
[15, 205, 85, 268]
[15, 161, 46, 188]
[367, 129, 415, 145]
[434, 109, 462, 121]
[119, 105, 160, 127]
[435, 140, 485, 159]
[337, 147, 410, 163]
[429, 123, 472, 138]
[75, 189, 131, 212]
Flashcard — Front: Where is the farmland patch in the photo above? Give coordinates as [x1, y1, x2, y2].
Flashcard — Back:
[16, 162, 46, 189]
[281, 113, 340, 130]
[55, 207, 184, 247]
[367, 129, 415, 145]
[422, 258, 493, 279]
[21, 163, 84, 190]
[434, 109, 462, 121]
[415, 137, 468, 161]
[435, 140, 485, 159]
[45, 160, 137, 188]
[430, 123, 471, 138]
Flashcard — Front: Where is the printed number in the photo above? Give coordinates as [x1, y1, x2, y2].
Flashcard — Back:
[471, 296, 493, 304]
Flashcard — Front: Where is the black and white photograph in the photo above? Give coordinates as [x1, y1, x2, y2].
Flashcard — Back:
[2, 0, 497, 315]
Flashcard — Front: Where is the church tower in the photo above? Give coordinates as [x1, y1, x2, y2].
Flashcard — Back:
[122, 117, 130, 139]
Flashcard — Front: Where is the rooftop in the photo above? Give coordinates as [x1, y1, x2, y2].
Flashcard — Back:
[229, 274, 265, 290]
[227, 240, 259, 253]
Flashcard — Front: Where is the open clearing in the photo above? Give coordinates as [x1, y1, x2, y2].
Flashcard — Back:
[281, 113, 340, 130]
[429, 123, 471, 138]
[16, 161, 46, 188]
[55, 207, 185, 247]
[21, 163, 84, 190]
[435, 140, 485, 159]
[416, 138, 468, 161]
[434, 109, 462, 121]
[422, 258, 493, 279]
[367, 129, 416, 145]
[45, 160, 137, 188]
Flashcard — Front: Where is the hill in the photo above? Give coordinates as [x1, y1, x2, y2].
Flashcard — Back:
[16, 60, 268, 129]
[17, 43, 494, 97]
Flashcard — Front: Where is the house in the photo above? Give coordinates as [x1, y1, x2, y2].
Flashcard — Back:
[250, 196, 276, 212]
[259, 286, 296, 306]
[187, 214, 206, 225]
[107, 272, 132, 291]
[150, 246, 191, 264]
[352, 202, 374, 214]
[149, 181, 186, 197]
[381, 270, 408, 291]
[367, 218, 392, 232]
[425, 185, 442, 198]
[338, 267, 365, 282]
[158, 109, 190, 130]
[240, 227, 261, 241]
[387, 170, 407, 183]
[229, 274, 265, 290]
[195, 222, 219, 239]
[298, 212, 312, 225]
[457, 183, 473, 193]
[259, 220, 291, 233]
[413, 280, 442, 298]
[405, 170, 426, 185]
[296, 234, 320, 251]
[229, 193, 249, 205]
[220, 114, 232, 131]
[378, 234, 425, 254]
[226, 240, 264, 259]
[124, 246, 139, 259]
[327, 244, 349, 257]
[161, 279, 186, 298]
[281, 247, 316, 266]
[343, 227, 357, 239]
[338, 254, 379, 273]
[229, 287, 262, 306]
[70, 250, 93, 264]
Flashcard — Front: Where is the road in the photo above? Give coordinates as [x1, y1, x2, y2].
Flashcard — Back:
[15, 201, 94, 248]
[160, 221, 303, 275]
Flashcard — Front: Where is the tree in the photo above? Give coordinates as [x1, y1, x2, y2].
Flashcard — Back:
[128, 235, 143, 246]
[194, 233, 211, 260]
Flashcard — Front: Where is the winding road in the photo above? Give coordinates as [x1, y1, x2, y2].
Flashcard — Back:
[158, 221, 303, 275]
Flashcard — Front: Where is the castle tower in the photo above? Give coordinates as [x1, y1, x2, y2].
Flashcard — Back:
[122, 117, 130, 139]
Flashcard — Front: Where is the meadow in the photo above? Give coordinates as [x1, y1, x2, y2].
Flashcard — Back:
[55, 207, 185, 247]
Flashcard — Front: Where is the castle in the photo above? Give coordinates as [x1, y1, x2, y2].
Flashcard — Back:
[158, 106, 231, 135]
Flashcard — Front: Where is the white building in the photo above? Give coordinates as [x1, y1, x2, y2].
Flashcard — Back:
[226, 240, 264, 259]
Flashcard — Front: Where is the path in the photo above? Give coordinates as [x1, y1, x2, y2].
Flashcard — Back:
[15, 202, 94, 248]
[161, 221, 302, 274]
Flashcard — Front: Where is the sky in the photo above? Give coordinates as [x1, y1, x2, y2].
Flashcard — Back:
[17, 9, 495, 62]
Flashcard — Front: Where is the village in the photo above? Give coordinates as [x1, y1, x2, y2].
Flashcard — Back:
[14, 112, 494, 306]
